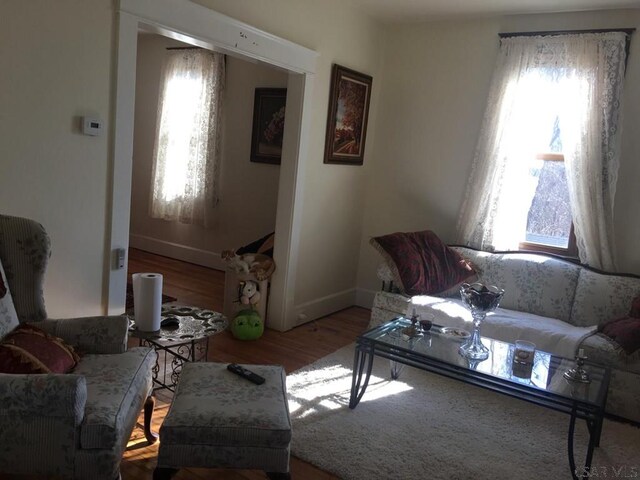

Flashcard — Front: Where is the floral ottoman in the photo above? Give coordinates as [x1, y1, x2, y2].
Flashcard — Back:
[153, 362, 291, 480]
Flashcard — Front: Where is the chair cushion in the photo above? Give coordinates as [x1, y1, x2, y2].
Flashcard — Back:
[161, 362, 291, 448]
[74, 347, 155, 449]
[0, 324, 79, 373]
[0, 258, 19, 339]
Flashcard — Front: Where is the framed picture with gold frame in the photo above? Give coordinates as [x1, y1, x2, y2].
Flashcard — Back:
[323, 65, 373, 165]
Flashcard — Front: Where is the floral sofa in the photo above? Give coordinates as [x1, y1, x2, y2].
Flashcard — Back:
[370, 243, 640, 423]
[0, 214, 156, 479]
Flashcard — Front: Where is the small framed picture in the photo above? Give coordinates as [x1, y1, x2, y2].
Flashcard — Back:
[323, 64, 373, 165]
[250, 88, 287, 164]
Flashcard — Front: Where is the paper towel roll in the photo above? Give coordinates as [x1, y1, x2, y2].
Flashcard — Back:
[132, 273, 163, 332]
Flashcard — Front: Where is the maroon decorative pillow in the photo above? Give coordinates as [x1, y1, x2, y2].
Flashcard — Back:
[370, 230, 476, 296]
[629, 294, 640, 318]
[599, 317, 640, 355]
[0, 324, 80, 374]
[599, 293, 640, 355]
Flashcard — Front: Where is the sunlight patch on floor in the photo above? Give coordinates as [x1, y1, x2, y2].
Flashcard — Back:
[288, 363, 413, 419]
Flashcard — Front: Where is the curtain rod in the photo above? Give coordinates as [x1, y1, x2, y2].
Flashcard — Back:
[498, 28, 635, 69]
[498, 28, 635, 38]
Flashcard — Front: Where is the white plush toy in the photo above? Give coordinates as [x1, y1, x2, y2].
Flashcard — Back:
[240, 280, 261, 306]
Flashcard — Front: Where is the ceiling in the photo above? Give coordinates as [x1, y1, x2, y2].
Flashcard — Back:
[348, 0, 640, 22]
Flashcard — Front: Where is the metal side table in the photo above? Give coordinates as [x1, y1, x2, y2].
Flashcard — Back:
[129, 306, 228, 392]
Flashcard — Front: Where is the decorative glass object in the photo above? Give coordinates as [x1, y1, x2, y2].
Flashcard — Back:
[459, 282, 505, 361]
[401, 308, 423, 340]
[563, 348, 591, 384]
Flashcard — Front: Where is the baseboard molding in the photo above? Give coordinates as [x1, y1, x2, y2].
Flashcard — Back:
[129, 234, 225, 270]
[127, 236, 369, 325]
[355, 288, 376, 309]
[293, 288, 357, 327]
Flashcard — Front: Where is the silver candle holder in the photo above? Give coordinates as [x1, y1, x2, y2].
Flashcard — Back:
[563, 348, 591, 384]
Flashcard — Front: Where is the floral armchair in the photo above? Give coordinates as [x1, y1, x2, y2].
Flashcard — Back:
[0, 214, 157, 480]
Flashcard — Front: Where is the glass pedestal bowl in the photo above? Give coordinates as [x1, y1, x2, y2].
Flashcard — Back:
[459, 282, 504, 361]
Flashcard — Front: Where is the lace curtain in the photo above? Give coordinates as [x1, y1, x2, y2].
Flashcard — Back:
[456, 32, 628, 271]
[149, 49, 225, 227]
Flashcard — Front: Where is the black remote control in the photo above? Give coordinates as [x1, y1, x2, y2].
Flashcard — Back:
[227, 364, 265, 385]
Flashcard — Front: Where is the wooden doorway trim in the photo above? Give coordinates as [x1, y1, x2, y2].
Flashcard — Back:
[109, 0, 317, 331]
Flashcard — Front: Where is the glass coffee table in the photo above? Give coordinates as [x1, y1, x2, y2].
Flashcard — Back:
[350, 317, 610, 480]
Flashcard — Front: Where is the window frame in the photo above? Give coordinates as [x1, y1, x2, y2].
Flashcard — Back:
[517, 152, 579, 259]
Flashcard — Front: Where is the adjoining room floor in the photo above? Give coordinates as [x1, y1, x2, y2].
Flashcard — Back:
[123, 248, 370, 480]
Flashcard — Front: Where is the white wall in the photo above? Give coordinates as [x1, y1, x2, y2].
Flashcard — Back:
[8, 1, 631, 323]
[192, 0, 384, 321]
[357, 9, 640, 305]
[0, 0, 383, 321]
[0, 0, 113, 317]
[129, 34, 287, 268]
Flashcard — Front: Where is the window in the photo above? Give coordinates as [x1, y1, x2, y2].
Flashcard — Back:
[457, 32, 629, 270]
[149, 48, 225, 226]
[519, 151, 577, 256]
[518, 119, 577, 257]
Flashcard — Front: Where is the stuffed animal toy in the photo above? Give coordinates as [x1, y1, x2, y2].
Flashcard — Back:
[231, 309, 263, 340]
[239, 280, 261, 306]
[222, 250, 275, 281]
[221, 250, 250, 273]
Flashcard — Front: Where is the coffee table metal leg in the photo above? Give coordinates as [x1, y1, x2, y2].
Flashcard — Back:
[390, 360, 405, 379]
[349, 344, 374, 409]
[592, 416, 603, 448]
[568, 406, 599, 480]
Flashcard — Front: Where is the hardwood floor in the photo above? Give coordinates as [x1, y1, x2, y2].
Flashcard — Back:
[123, 248, 371, 480]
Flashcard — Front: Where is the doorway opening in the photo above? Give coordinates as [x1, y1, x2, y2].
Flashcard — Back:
[129, 32, 287, 321]
[110, 1, 317, 331]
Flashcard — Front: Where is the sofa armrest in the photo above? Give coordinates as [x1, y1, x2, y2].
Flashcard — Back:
[33, 315, 129, 354]
[0, 373, 86, 423]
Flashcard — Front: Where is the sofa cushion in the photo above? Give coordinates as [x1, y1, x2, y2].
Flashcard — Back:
[454, 248, 580, 323]
[0, 324, 79, 373]
[73, 346, 155, 449]
[0, 258, 19, 339]
[570, 270, 640, 328]
[370, 231, 475, 296]
[409, 295, 594, 358]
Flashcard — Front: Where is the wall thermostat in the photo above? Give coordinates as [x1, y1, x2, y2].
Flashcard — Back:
[82, 116, 103, 136]
[114, 248, 126, 270]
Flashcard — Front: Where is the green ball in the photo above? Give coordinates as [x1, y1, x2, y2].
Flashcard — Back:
[231, 309, 264, 340]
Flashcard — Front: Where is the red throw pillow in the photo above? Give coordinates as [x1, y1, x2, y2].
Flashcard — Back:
[599, 317, 640, 355]
[370, 230, 476, 296]
[629, 294, 640, 318]
[0, 324, 80, 374]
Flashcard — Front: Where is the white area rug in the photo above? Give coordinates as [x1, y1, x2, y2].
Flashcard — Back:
[287, 344, 640, 480]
